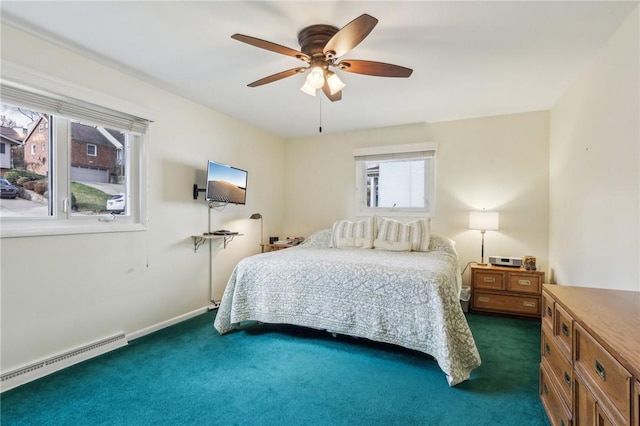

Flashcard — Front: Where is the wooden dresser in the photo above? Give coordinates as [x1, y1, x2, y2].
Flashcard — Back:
[470, 264, 545, 317]
[540, 284, 640, 426]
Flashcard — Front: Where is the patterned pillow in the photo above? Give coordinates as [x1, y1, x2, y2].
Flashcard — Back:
[376, 217, 431, 252]
[330, 217, 375, 248]
[300, 229, 332, 248]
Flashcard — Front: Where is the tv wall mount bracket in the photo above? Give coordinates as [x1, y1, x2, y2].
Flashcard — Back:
[193, 184, 205, 200]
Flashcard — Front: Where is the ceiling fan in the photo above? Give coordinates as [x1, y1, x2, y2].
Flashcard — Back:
[231, 14, 413, 102]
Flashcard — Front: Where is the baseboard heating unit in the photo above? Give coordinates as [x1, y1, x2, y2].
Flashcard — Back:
[1, 333, 127, 392]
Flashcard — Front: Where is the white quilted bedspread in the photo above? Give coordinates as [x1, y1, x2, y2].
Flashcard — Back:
[214, 243, 481, 386]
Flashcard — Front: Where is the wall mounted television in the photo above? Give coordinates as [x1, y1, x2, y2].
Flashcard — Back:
[205, 160, 248, 205]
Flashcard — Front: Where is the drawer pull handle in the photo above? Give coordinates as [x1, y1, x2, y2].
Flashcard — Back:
[595, 360, 606, 381]
[478, 296, 490, 302]
[543, 383, 548, 395]
[564, 372, 571, 388]
[483, 277, 496, 283]
[518, 279, 531, 286]
[561, 323, 569, 337]
[545, 343, 551, 355]
[523, 301, 536, 308]
[547, 306, 552, 317]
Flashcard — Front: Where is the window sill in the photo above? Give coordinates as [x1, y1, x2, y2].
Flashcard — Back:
[1, 220, 147, 238]
[356, 207, 433, 218]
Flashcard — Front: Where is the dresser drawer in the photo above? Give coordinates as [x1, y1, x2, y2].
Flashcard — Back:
[634, 380, 640, 426]
[542, 328, 572, 407]
[540, 363, 572, 426]
[541, 291, 554, 332]
[574, 323, 632, 423]
[507, 272, 542, 294]
[474, 270, 505, 290]
[473, 291, 540, 316]
[574, 370, 618, 426]
[554, 304, 573, 360]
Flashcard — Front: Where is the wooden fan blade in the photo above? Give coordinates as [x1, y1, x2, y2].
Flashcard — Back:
[247, 68, 307, 87]
[337, 60, 413, 78]
[322, 84, 342, 102]
[232, 34, 310, 62]
[323, 14, 378, 59]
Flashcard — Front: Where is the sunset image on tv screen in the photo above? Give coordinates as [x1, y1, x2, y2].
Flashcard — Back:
[206, 162, 246, 204]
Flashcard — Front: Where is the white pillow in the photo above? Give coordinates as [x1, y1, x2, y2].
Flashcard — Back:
[376, 217, 431, 252]
[337, 237, 374, 249]
[373, 239, 412, 252]
[330, 217, 375, 248]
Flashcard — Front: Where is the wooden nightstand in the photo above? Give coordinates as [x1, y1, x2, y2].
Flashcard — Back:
[268, 243, 294, 251]
[470, 264, 545, 318]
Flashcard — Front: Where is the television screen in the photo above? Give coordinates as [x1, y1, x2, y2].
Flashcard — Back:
[205, 160, 248, 205]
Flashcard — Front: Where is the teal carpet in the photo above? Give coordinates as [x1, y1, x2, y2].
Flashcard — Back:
[1, 312, 550, 425]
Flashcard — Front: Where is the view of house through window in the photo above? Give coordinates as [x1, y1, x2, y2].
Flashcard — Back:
[0, 102, 128, 218]
[354, 144, 436, 217]
[365, 159, 425, 208]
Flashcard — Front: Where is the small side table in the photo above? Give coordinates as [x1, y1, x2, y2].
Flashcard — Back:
[470, 264, 545, 318]
[268, 243, 294, 251]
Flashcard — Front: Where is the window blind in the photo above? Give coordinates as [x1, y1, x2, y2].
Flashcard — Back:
[353, 142, 437, 162]
[1, 83, 151, 134]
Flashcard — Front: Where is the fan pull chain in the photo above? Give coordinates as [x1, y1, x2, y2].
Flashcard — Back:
[318, 95, 322, 133]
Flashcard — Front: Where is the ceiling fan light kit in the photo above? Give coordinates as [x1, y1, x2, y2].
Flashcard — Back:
[231, 14, 413, 102]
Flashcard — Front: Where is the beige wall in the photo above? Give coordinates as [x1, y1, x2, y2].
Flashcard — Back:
[549, 7, 639, 291]
[283, 111, 550, 284]
[2, 4, 637, 380]
[0, 25, 286, 371]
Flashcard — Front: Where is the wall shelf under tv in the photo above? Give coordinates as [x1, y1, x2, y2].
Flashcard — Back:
[192, 234, 242, 252]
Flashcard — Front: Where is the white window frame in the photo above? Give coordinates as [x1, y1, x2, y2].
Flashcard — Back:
[354, 142, 437, 218]
[0, 64, 152, 238]
[30, 143, 36, 155]
[86, 143, 97, 156]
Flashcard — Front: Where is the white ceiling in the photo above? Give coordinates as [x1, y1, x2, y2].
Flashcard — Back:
[1, 1, 637, 139]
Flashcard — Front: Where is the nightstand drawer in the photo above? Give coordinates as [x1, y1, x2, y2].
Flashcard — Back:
[474, 271, 505, 290]
[542, 328, 572, 407]
[473, 291, 540, 316]
[574, 323, 632, 423]
[507, 273, 541, 294]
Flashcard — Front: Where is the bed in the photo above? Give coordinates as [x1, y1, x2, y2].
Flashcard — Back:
[214, 218, 481, 386]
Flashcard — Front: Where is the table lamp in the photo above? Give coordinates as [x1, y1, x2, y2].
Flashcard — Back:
[469, 209, 499, 265]
[249, 213, 264, 253]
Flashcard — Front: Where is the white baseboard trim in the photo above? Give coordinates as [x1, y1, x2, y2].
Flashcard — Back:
[1, 305, 213, 393]
[126, 306, 210, 341]
[1, 333, 127, 393]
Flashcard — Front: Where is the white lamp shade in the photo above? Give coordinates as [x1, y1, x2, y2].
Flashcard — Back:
[326, 71, 345, 95]
[306, 66, 325, 89]
[300, 81, 316, 96]
[469, 210, 500, 231]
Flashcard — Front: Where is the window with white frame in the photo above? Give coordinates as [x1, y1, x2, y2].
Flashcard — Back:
[0, 81, 151, 237]
[354, 143, 437, 217]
